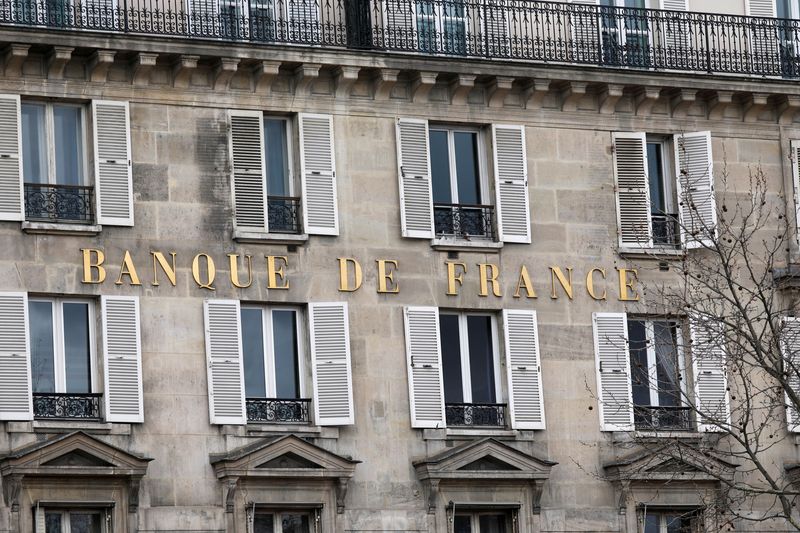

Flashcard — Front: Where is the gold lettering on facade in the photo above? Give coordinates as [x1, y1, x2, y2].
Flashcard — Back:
[151, 251, 177, 287]
[376, 259, 399, 294]
[478, 263, 502, 297]
[192, 253, 216, 291]
[81, 248, 106, 284]
[337, 257, 363, 292]
[446, 262, 467, 296]
[229, 254, 253, 289]
[586, 268, 607, 300]
[267, 256, 290, 290]
[116, 250, 142, 286]
[513, 265, 537, 299]
[549, 266, 574, 300]
[617, 268, 640, 301]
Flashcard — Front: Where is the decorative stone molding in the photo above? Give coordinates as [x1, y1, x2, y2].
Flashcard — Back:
[561, 81, 588, 112]
[293, 63, 322, 96]
[411, 71, 438, 103]
[449, 74, 476, 106]
[334, 65, 361, 99]
[424, 478, 440, 514]
[372, 68, 400, 100]
[224, 477, 239, 513]
[46, 47, 73, 80]
[778, 95, 800, 125]
[599, 84, 624, 115]
[708, 90, 735, 120]
[634, 87, 662, 116]
[253, 60, 281, 94]
[172, 54, 199, 88]
[487, 75, 514, 108]
[131, 53, 158, 87]
[335, 477, 349, 514]
[213, 58, 240, 91]
[2, 44, 29, 78]
[524, 78, 551, 109]
[2, 473, 23, 512]
[87, 50, 116, 83]
[743, 92, 771, 122]
[670, 88, 698, 118]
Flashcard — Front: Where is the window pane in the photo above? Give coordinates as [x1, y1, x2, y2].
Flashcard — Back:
[628, 319, 650, 407]
[453, 515, 471, 533]
[69, 513, 102, 533]
[63, 302, 91, 394]
[265, 119, 290, 196]
[454, 132, 480, 204]
[53, 105, 84, 186]
[242, 308, 267, 398]
[280, 513, 310, 533]
[647, 143, 665, 214]
[643, 514, 660, 533]
[624, 0, 645, 8]
[467, 315, 496, 403]
[430, 130, 452, 204]
[21, 104, 48, 184]
[440, 314, 463, 403]
[272, 310, 300, 399]
[478, 514, 507, 533]
[253, 513, 275, 533]
[45, 513, 62, 533]
[654, 322, 681, 407]
[30, 301, 56, 393]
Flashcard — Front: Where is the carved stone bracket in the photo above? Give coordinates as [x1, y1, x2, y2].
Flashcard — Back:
[449, 74, 476, 105]
[172, 54, 199, 88]
[524, 78, 551, 109]
[599, 84, 624, 114]
[3, 44, 30, 78]
[743, 92, 770, 122]
[708, 90, 734, 120]
[2, 474, 23, 512]
[254, 60, 281, 93]
[131, 52, 157, 87]
[128, 476, 143, 513]
[634, 86, 662, 116]
[778, 95, 800, 124]
[46, 47, 73, 80]
[411, 71, 438, 103]
[372, 68, 400, 100]
[87, 50, 116, 83]
[224, 477, 239, 513]
[213, 58, 240, 90]
[487, 75, 514, 108]
[529, 480, 544, 514]
[334, 65, 361, 99]
[616, 480, 631, 515]
[425, 478, 440, 514]
[335, 477, 349, 514]
[293, 63, 322, 96]
[670, 88, 698, 118]
[561, 81, 588, 112]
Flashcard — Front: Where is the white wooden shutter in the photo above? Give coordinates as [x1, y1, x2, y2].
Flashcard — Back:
[493, 124, 531, 244]
[189, 0, 220, 34]
[0, 95, 23, 222]
[403, 306, 445, 428]
[299, 113, 338, 236]
[613, 132, 652, 248]
[396, 118, 434, 239]
[229, 110, 268, 232]
[309, 302, 354, 426]
[783, 317, 800, 432]
[483, 1, 510, 55]
[503, 309, 545, 430]
[592, 312, 633, 432]
[34, 505, 44, 533]
[101, 295, 143, 423]
[791, 140, 800, 246]
[746, 0, 776, 17]
[745, 0, 779, 73]
[660, 0, 687, 8]
[0, 292, 32, 421]
[674, 132, 716, 249]
[659, 0, 689, 52]
[569, 0, 600, 63]
[384, 0, 414, 48]
[203, 299, 246, 425]
[690, 318, 730, 432]
[287, 0, 320, 41]
[93, 100, 133, 226]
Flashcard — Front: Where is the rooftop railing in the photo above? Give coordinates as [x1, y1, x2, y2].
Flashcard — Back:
[2, 0, 800, 78]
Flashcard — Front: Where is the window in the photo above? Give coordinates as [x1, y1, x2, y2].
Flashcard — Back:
[29, 298, 100, 420]
[439, 312, 505, 427]
[646, 138, 679, 247]
[241, 306, 310, 423]
[43, 509, 108, 533]
[600, 0, 650, 67]
[453, 511, 513, 533]
[263, 117, 299, 234]
[643, 509, 703, 533]
[253, 511, 317, 533]
[416, 1, 467, 54]
[778, 0, 800, 18]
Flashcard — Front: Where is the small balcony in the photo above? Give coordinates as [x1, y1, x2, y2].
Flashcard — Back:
[246, 397, 311, 423]
[267, 195, 301, 234]
[445, 402, 507, 428]
[434, 203, 496, 240]
[634, 405, 693, 431]
[33, 392, 103, 420]
[652, 213, 680, 247]
[24, 183, 95, 224]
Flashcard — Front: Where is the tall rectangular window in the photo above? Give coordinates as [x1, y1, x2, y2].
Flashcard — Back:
[241, 306, 303, 400]
[454, 512, 513, 533]
[21, 102, 87, 186]
[253, 511, 312, 533]
[264, 116, 298, 234]
[643, 509, 703, 533]
[646, 139, 678, 246]
[45, 510, 106, 533]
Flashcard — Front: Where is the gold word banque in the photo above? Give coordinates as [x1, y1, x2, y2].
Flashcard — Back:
[80, 249, 640, 301]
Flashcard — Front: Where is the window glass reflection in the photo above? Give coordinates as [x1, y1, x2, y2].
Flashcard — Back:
[30, 300, 55, 393]
[21, 104, 48, 184]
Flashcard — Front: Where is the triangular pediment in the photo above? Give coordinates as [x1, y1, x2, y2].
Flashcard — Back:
[603, 444, 737, 482]
[210, 434, 359, 481]
[42, 450, 114, 467]
[458, 455, 520, 471]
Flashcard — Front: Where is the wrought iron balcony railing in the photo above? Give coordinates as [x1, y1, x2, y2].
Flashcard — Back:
[3, 0, 800, 78]
[267, 195, 301, 234]
[246, 397, 311, 423]
[634, 405, 693, 431]
[24, 183, 95, 224]
[652, 212, 680, 247]
[445, 402, 507, 427]
[434, 203, 496, 240]
[33, 392, 103, 420]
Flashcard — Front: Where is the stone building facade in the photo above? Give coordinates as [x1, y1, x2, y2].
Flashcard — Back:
[0, 0, 799, 532]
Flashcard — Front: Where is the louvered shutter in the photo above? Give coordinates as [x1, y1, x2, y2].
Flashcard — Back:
[299, 113, 338, 236]
[746, 0, 777, 17]
[203, 299, 246, 425]
[483, 0, 510, 56]
[403, 306, 445, 428]
[384, 0, 414, 48]
[34, 505, 44, 533]
[0, 95, 23, 222]
[287, 0, 320, 41]
[503, 310, 545, 430]
[101, 295, 143, 423]
[791, 140, 800, 246]
[0, 292, 31, 421]
[229, 110, 268, 232]
[569, 0, 600, 63]
[396, 118, 434, 239]
[613, 132, 652, 248]
[309, 302, 354, 426]
[93, 100, 133, 226]
[659, 0, 689, 56]
[189, 0, 220, 35]
[493, 124, 531, 244]
[783, 318, 800, 432]
[746, 0, 779, 74]
[674, 132, 716, 249]
[690, 318, 730, 432]
[592, 312, 633, 432]
[660, 0, 688, 8]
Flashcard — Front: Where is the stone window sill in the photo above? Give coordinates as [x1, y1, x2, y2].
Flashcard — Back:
[619, 247, 685, 260]
[6, 420, 132, 435]
[221, 423, 339, 439]
[422, 427, 535, 441]
[22, 221, 101, 236]
[431, 238, 503, 253]
[612, 430, 703, 442]
[233, 230, 309, 245]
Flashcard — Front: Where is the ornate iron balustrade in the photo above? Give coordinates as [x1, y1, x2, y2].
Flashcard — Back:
[33, 392, 102, 420]
[445, 402, 506, 427]
[246, 397, 311, 423]
[24, 183, 95, 224]
[2, 1, 800, 78]
[434, 203, 496, 240]
[652, 213, 680, 247]
[267, 195, 301, 234]
[634, 405, 693, 431]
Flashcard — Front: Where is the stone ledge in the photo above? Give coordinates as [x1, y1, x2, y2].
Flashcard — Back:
[618, 247, 686, 261]
[422, 427, 535, 441]
[431, 238, 503, 253]
[233, 230, 309, 245]
[6, 420, 133, 435]
[221, 423, 339, 439]
[22, 221, 102, 236]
